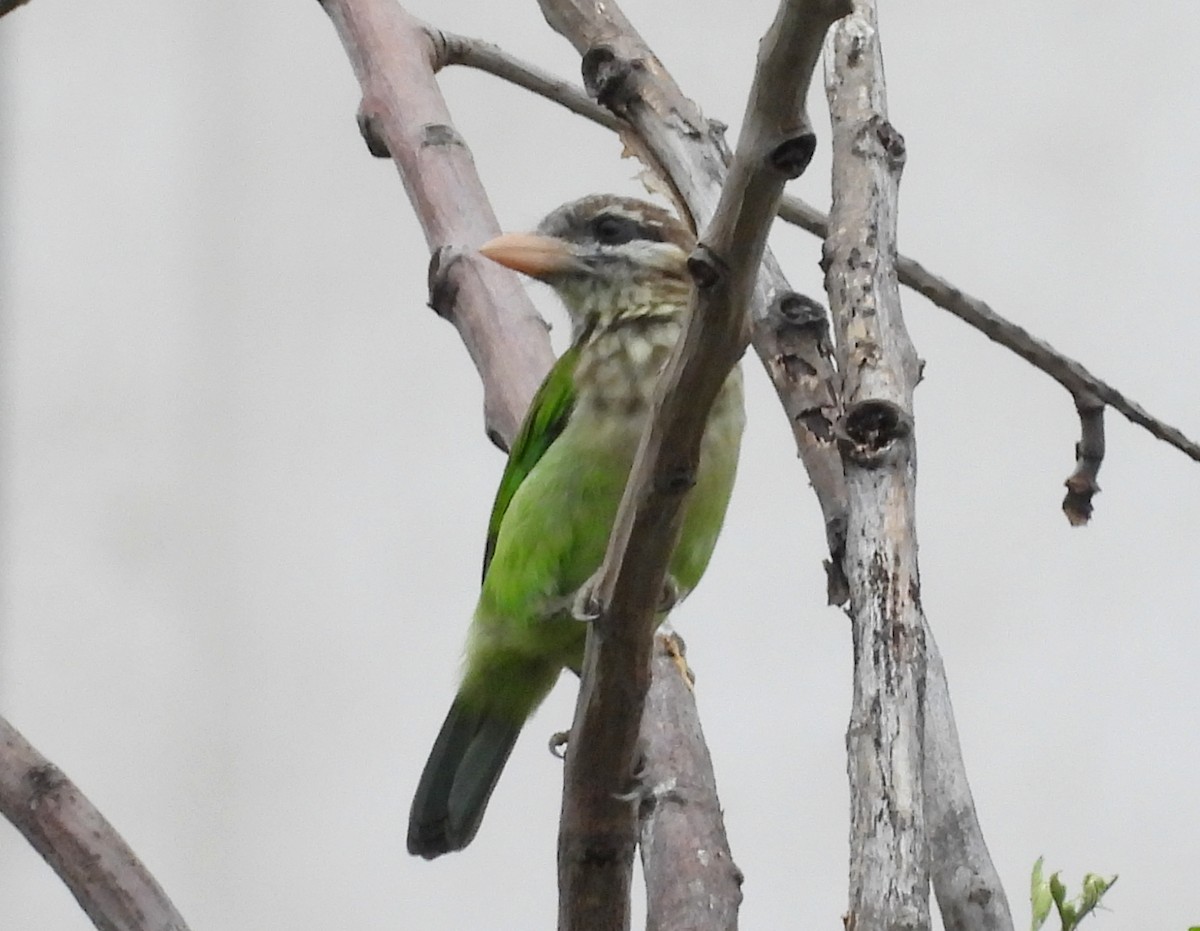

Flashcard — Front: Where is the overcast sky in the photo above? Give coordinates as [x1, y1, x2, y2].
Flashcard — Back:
[2, 1, 1198, 929]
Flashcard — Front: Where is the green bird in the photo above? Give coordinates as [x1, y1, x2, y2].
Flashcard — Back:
[407, 194, 745, 859]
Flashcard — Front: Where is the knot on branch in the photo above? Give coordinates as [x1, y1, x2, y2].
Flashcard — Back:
[355, 107, 390, 158]
[855, 115, 906, 171]
[655, 462, 696, 496]
[426, 246, 464, 319]
[25, 762, 67, 802]
[767, 132, 817, 179]
[772, 291, 828, 332]
[838, 399, 912, 465]
[686, 245, 726, 290]
[421, 123, 465, 149]
[636, 778, 687, 819]
[581, 44, 645, 110]
[559, 832, 638, 869]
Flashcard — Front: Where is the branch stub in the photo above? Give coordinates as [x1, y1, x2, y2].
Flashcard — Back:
[686, 245, 726, 290]
[767, 133, 818, 179]
[838, 399, 912, 464]
[355, 109, 390, 158]
[581, 44, 642, 110]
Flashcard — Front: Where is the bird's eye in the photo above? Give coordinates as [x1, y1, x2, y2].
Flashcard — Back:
[592, 214, 640, 246]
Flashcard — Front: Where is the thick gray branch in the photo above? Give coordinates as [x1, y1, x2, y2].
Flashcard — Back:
[0, 715, 191, 931]
[923, 629, 1015, 931]
[539, 0, 851, 603]
[555, 2, 845, 928]
[320, 0, 554, 447]
[639, 633, 742, 930]
[824, 5, 929, 930]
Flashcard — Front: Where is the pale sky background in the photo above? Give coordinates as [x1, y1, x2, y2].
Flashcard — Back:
[1, 1, 1198, 929]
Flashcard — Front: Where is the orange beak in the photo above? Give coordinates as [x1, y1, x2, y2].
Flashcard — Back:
[478, 232, 582, 280]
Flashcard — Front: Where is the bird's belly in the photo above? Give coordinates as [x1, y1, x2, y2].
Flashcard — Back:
[476, 367, 743, 642]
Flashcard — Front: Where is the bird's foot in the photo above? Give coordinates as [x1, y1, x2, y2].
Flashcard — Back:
[570, 581, 603, 623]
[548, 731, 570, 759]
[569, 574, 680, 622]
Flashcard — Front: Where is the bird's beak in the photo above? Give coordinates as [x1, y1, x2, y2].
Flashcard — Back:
[478, 232, 583, 281]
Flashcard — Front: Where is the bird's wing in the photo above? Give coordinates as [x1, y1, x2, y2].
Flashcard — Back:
[481, 336, 584, 582]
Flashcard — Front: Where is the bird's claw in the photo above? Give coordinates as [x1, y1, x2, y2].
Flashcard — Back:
[549, 731, 570, 759]
[571, 582, 602, 622]
[569, 575, 679, 621]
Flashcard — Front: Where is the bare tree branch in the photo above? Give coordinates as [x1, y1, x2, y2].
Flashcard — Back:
[538, 0, 852, 605]
[783, 198, 1200, 517]
[1063, 393, 1105, 526]
[891, 251, 1200, 464]
[319, 0, 554, 449]
[923, 630, 1015, 931]
[553, 1, 845, 927]
[428, 27, 623, 132]
[639, 632, 742, 929]
[0, 715, 191, 931]
[823, 4, 930, 929]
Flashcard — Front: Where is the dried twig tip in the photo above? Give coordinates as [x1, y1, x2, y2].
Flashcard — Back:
[773, 292, 828, 329]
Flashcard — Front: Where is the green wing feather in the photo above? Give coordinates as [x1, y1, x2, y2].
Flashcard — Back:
[481, 333, 587, 581]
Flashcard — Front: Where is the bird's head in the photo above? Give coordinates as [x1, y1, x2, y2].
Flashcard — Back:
[479, 195, 695, 332]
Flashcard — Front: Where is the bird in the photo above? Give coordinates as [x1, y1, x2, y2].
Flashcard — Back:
[406, 194, 745, 859]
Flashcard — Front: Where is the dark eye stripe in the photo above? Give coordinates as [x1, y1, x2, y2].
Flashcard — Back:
[592, 214, 664, 246]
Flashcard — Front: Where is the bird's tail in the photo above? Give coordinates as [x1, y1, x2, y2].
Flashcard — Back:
[407, 697, 522, 859]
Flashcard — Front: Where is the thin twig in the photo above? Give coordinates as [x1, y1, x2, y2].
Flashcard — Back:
[894, 253, 1200, 462]
[1063, 393, 1105, 525]
[428, 28, 624, 132]
[433, 29, 1200, 475]
[0, 715, 192, 931]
